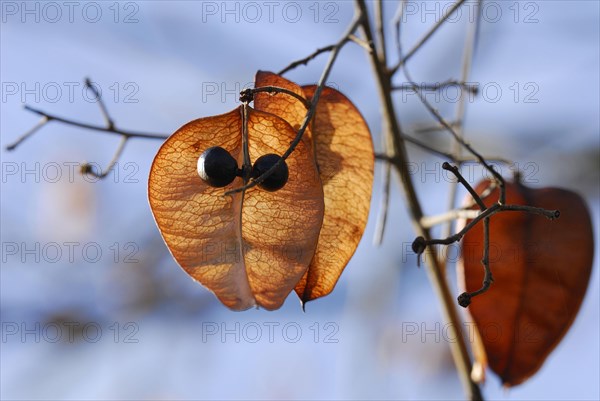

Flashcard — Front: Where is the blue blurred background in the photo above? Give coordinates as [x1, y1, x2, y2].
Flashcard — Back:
[1, 1, 598, 399]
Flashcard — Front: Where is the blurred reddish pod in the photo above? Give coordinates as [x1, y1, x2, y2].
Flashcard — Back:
[458, 179, 594, 386]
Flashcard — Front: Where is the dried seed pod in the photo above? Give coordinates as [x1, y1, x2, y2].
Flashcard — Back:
[459, 179, 594, 386]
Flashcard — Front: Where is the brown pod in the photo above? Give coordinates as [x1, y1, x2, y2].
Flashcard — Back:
[253, 71, 374, 306]
[149, 106, 324, 311]
[458, 179, 594, 386]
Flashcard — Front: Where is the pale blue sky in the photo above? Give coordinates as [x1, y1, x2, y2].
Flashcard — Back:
[1, 1, 599, 400]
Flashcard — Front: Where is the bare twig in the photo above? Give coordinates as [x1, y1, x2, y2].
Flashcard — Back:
[5, 116, 48, 151]
[392, 80, 479, 94]
[413, 203, 559, 250]
[241, 86, 310, 109]
[278, 44, 337, 75]
[442, 162, 486, 211]
[374, 0, 387, 66]
[7, 79, 168, 180]
[348, 34, 373, 52]
[225, 14, 363, 196]
[81, 135, 128, 179]
[85, 77, 115, 130]
[374, 133, 392, 246]
[7, 105, 168, 148]
[403, 65, 506, 204]
[457, 216, 492, 308]
[390, 0, 468, 75]
[420, 209, 481, 229]
[376, 131, 455, 160]
[411, 121, 461, 134]
[392, 0, 406, 59]
[355, 1, 483, 399]
[443, 0, 483, 242]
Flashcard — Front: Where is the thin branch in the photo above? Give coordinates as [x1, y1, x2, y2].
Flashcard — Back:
[355, 1, 483, 399]
[412, 121, 461, 134]
[5, 116, 48, 151]
[403, 65, 506, 204]
[375, 143, 509, 166]
[225, 14, 363, 196]
[375, 130, 456, 161]
[374, 134, 392, 246]
[454, 0, 482, 139]
[7, 105, 168, 150]
[277, 44, 337, 75]
[392, 0, 406, 60]
[348, 34, 373, 52]
[413, 203, 559, 250]
[444, 0, 483, 242]
[443, 157, 493, 308]
[82, 136, 128, 179]
[374, 0, 387, 66]
[390, 0, 468, 75]
[442, 162, 486, 211]
[392, 80, 479, 94]
[420, 209, 481, 229]
[7, 79, 168, 181]
[241, 86, 310, 109]
[241, 104, 252, 179]
[85, 77, 115, 130]
[457, 217, 492, 307]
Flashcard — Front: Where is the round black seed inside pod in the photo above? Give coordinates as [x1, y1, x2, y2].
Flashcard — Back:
[197, 146, 238, 188]
[252, 154, 289, 191]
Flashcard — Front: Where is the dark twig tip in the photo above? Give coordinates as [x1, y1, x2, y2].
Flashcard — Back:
[239, 89, 254, 103]
[457, 292, 472, 308]
[80, 163, 94, 175]
[412, 236, 427, 254]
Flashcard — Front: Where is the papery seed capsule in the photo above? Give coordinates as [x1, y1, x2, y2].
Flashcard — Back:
[252, 154, 289, 191]
[197, 146, 238, 187]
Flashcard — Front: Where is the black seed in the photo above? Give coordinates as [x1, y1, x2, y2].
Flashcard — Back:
[252, 154, 289, 191]
[197, 146, 238, 188]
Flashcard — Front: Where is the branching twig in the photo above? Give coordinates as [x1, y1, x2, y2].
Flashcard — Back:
[390, 0, 468, 75]
[422, 161, 558, 307]
[81, 136, 128, 179]
[10, 105, 168, 141]
[85, 77, 115, 130]
[7, 79, 168, 180]
[240, 86, 310, 109]
[224, 14, 363, 196]
[413, 203, 559, 251]
[348, 34, 373, 52]
[443, 0, 483, 243]
[355, 1, 483, 399]
[278, 44, 338, 76]
[392, 80, 479, 94]
[403, 65, 506, 204]
[442, 162, 486, 211]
